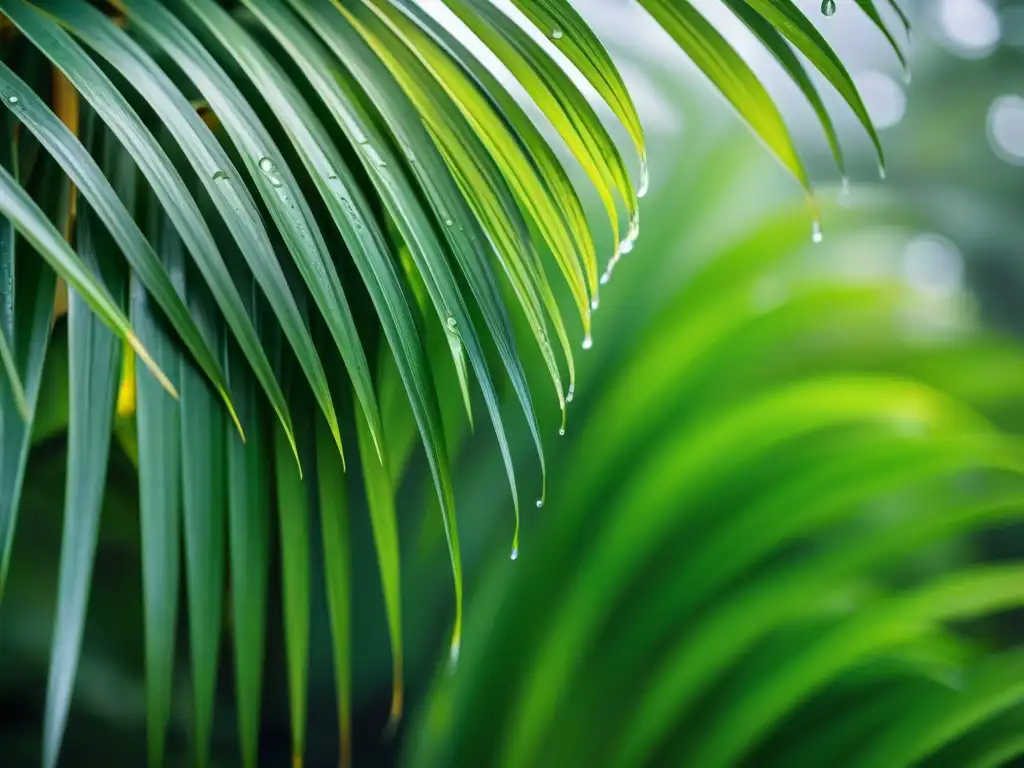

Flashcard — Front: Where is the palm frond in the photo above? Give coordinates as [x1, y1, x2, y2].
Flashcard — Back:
[0, 0, 910, 764]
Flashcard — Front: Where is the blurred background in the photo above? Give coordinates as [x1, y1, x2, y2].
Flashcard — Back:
[4, 0, 1024, 765]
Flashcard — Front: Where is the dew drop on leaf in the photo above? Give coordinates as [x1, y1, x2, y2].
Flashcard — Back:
[582, 334, 593, 350]
[821, 0, 836, 17]
[510, 547, 519, 561]
[446, 315, 458, 331]
[211, 170, 228, 181]
[550, 28, 563, 40]
[6, 95, 18, 104]
[812, 221, 824, 244]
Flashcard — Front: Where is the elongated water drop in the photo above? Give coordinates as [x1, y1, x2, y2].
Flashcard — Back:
[619, 237, 635, 256]
[212, 170, 228, 181]
[566, 383, 575, 403]
[510, 547, 519, 561]
[839, 177, 852, 207]
[878, 164, 887, 181]
[591, 297, 599, 311]
[582, 334, 593, 351]
[821, 0, 836, 17]
[550, 28, 563, 40]
[600, 271, 611, 286]
[812, 220, 824, 244]
[638, 154, 650, 198]
[450, 641, 460, 667]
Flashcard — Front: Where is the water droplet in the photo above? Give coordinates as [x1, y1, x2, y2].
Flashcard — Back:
[550, 28, 563, 40]
[510, 547, 519, 561]
[444, 217, 453, 227]
[590, 297, 599, 311]
[821, 0, 836, 17]
[258, 156, 276, 174]
[446, 315, 458, 330]
[812, 221, 824, 244]
[619, 236, 635, 256]
[600, 271, 611, 285]
[449, 641, 460, 666]
[536, 498, 544, 508]
[638, 155, 650, 198]
[582, 334, 593, 350]
[211, 170, 228, 181]
[6, 95, 19, 104]
[269, 176, 284, 188]
[558, 426, 566, 436]
[839, 176, 852, 205]
[566, 384, 574, 403]
[328, 171, 339, 180]
[878, 164, 888, 180]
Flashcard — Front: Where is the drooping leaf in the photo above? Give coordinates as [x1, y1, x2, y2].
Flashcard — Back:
[41, 197, 122, 768]
[316, 415, 352, 768]
[226, 348, 271, 768]
[131, 260, 182, 768]
[637, 0, 810, 195]
[116, 0, 356, 461]
[355, 388, 403, 728]
[274, 417, 311, 766]
[8, 0, 295, 451]
[0, 54, 239, 426]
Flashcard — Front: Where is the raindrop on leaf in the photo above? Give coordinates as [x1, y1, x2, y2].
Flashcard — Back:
[6, 95, 19, 104]
[821, 0, 836, 17]
[211, 170, 228, 181]
[582, 334, 593, 350]
[550, 28, 564, 40]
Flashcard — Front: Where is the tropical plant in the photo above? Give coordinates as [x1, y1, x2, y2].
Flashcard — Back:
[404, 141, 1024, 768]
[0, 1, 912, 766]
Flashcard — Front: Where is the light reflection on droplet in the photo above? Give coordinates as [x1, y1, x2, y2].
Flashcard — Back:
[987, 94, 1024, 164]
[582, 334, 593, 350]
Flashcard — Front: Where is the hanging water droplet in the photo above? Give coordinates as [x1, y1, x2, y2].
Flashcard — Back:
[510, 547, 519, 561]
[550, 28, 563, 40]
[582, 334, 593, 350]
[591, 297, 599, 311]
[211, 170, 228, 181]
[821, 0, 836, 17]
[878, 164, 887, 181]
[638, 155, 650, 198]
[536, 498, 544, 508]
[566, 384, 575, 403]
[446, 315, 458, 331]
[449, 641, 460, 666]
[600, 271, 611, 286]
[812, 220, 824, 244]
[6, 95, 19, 104]
[839, 177, 852, 207]
[558, 426, 566, 436]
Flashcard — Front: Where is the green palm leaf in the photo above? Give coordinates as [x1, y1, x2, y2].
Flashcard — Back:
[0, 0, 918, 763]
